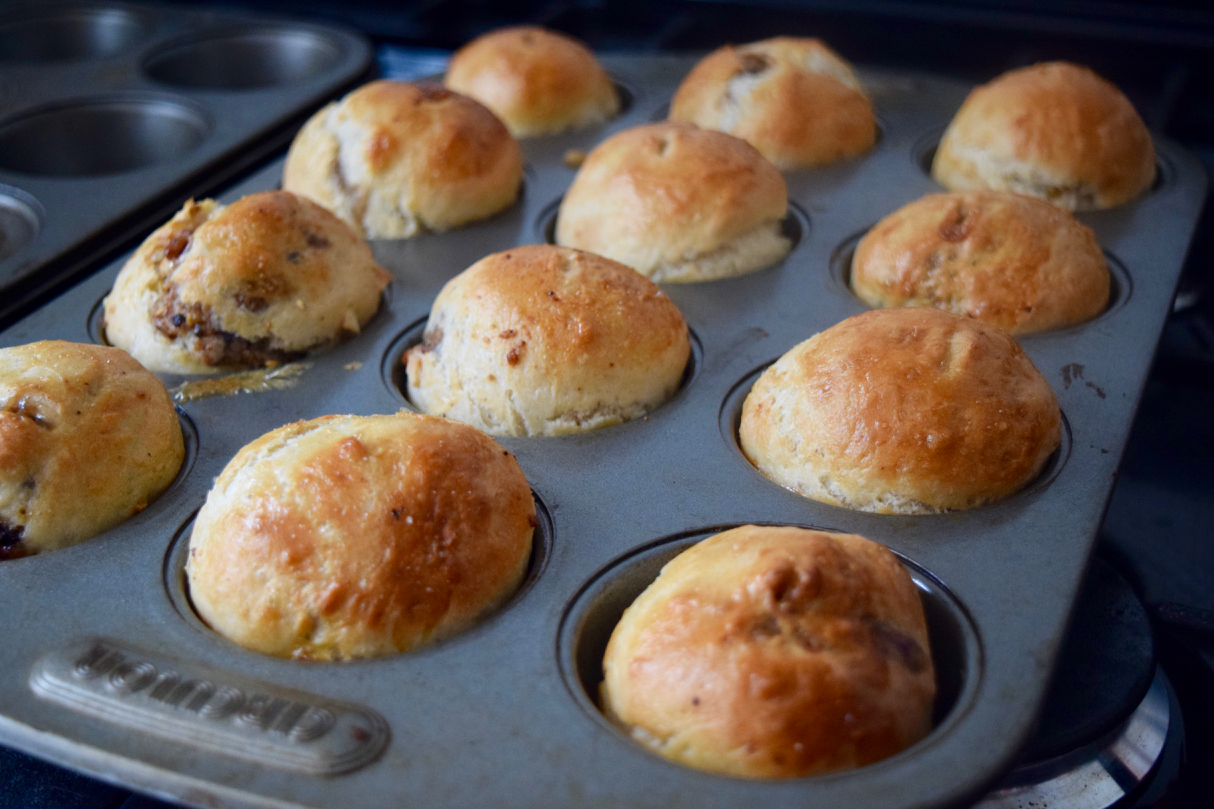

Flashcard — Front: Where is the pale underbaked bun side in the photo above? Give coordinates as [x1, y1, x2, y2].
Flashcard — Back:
[740, 309, 1061, 514]
[283, 80, 524, 238]
[445, 26, 620, 138]
[602, 525, 935, 779]
[669, 37, 876, 170]
[186, 412, 535, 661]
[0, 341, 184, 558]
[556, 122, 791, 282]
[406, 245, 690, 436]
[103, 191, 390, 375]
[932, 62, 1156, 211]
[852, 190, 1110, 334]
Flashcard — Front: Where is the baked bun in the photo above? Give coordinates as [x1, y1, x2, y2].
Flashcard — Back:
[406, 245, 689, 436]
[556, 122, 790, 282]
[283, 80, 524, 238]
[445, 26, 620, 138]
[852, 191, 1109, 334]
[602, 525, 935, 779]
[0, 341, 183, 558]
[669, 37, 876, 169]
[186, 412, 535, 661]
[932, 62, 1155, 211]
[740, 309, 1061, 513]
[103, 191, 389, 375]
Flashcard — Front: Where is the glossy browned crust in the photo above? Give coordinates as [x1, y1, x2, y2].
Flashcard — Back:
[602, 525, 935, 778]
[405, 245, 690, 436]
[186, 412, 535, 660]
[670, 37, 875, 169]
[282, 80, 524, 238]
[445, 26, 619, 137]
[740, 309, 1061, 513]
[852, 191, 1109, 334]
[0, 341, 183, 555]
[932, 62, 1155, 210]
[103, 191, 389, 374]
[555, 122, 790, 281]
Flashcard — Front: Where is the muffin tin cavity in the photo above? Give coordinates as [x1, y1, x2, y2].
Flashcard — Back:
[536, 196, 807, 257]
[0, 185, 42, 263]
[557, 526, 981, 761]
[383, 316, 705, 422]
[0, 96, 211, 177]
[612, 81, 636, 118]
[163, 491, 554, 655]
[719, 363, 1072, 511]
[0, 6, 150, 63]
[828, 230, 1133, 326]
[143, 28, 345, 90]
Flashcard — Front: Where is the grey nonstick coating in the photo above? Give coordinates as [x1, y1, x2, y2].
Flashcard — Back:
[0, 54, 1205, 809]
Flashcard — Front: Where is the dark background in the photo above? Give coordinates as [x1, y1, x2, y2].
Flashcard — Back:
[3, 1, 1212, 807]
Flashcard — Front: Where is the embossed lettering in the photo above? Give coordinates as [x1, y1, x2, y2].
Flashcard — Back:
[73, 644, 123, 679]
[32, 639, 388, 774]
[289, 707, 336, 742]
[198, 685, 244, 720]
[238, 695, 289, 730]
[147, 670, 181, 701]
[109, 661, 157, 694]
[272, 702, 308, 735]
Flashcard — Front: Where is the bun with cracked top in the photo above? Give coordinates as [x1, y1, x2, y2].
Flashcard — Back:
[669, 37, 876, 169]
[932, 62, 1155, 210]
[186, 412, 535, 660]
[445, 26, 620, 137]
[601, 524, 936, 778]
[283, 80, 524, 238]
[851, 190, 1110, 334]
[103, 190, 389, 375]
[406, 245, 690, 436]
[556, 122, 790, 282]
[0, 341, 183, 558]
[740, 308, 1061, 513]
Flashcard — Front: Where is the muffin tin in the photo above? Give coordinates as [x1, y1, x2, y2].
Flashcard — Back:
[0, 54, 1206, 809]
[0, 1, 372, 324]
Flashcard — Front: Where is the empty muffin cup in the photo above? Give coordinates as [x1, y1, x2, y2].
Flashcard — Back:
[0, 96, 210, 177]
[0, 7, 150, 63]
[143, 28, 345, 90]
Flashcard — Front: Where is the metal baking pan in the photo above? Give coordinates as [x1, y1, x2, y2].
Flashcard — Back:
[0, 54, 1205, 809]
[0, 1, 372, 325]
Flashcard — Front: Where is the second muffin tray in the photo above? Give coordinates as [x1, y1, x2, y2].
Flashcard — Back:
[0, 55, 1206, 809]
[0, 1, 372, 325]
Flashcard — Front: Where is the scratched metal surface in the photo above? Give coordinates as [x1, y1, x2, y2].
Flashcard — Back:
[0, 1, 371, 322]
[0, 54, 1206, 809]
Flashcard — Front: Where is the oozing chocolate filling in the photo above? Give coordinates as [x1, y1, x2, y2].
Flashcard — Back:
[152, 290, 303, 369]
[0, 520, 30, 561]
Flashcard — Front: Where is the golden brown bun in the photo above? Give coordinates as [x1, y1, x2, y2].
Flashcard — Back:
[740, 309, 1061, 513]
[932, 62, 1155, 211]
[282, 80, 524, 238]
[186, 412, 535, 661]
[602, 525, 935, 778]
[0, 341, 183, 557]
[445, 26, 620, 138]
[555, 122, 790, 282]
[669, 37, 876, 169]
[406, 245, 689, 436]
[852, 191, 1109, 334]
[103, 191, 389, 375]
